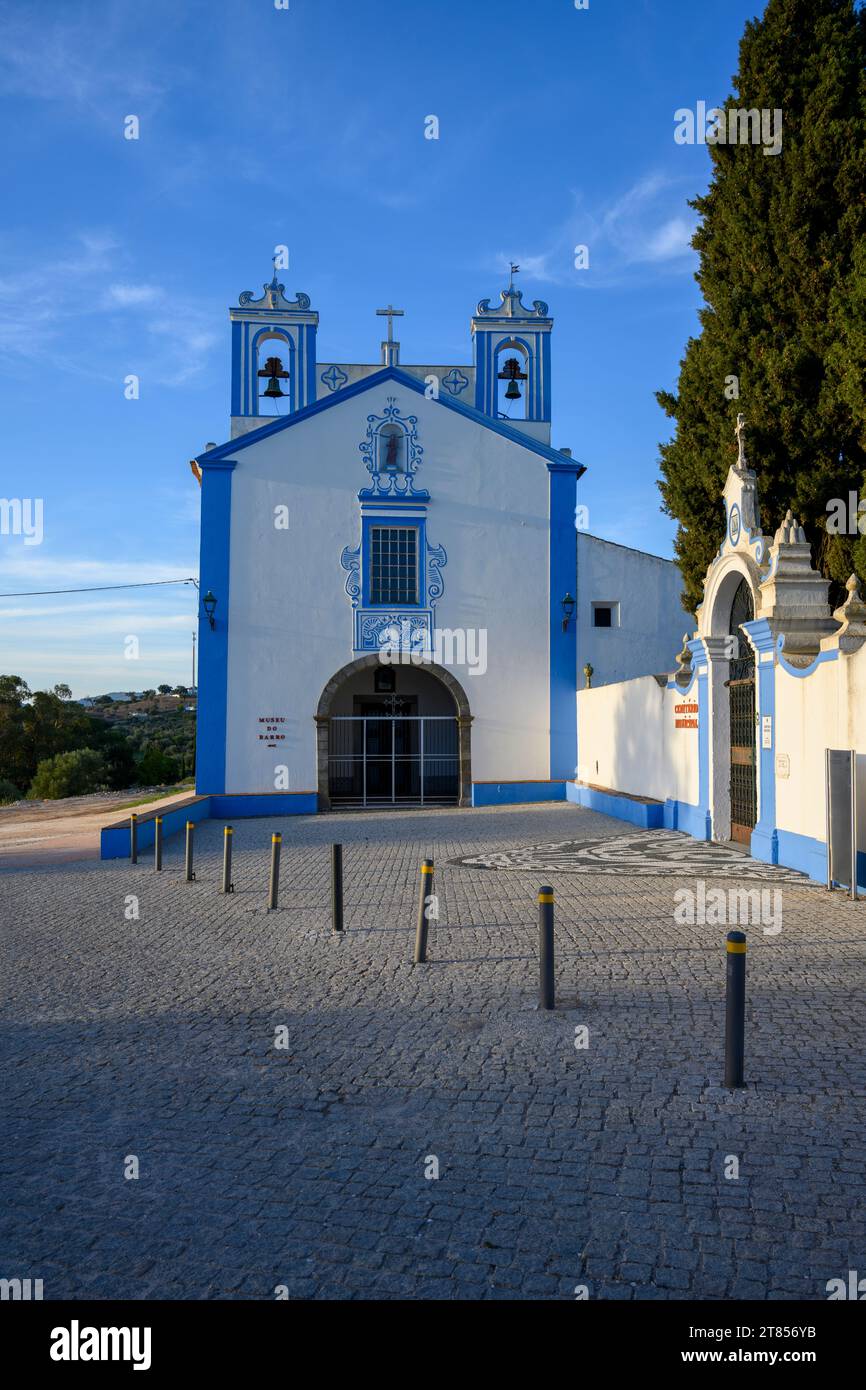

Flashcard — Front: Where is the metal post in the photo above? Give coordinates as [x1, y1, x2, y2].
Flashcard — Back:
[268, 833, 282, 911]
[154, 817, 163, 872]
[184, 821, 195, 882]
[331, 843, 344, 931]
[538, 885, 555, 1009]
[724, 930, 746, 1088]
[130, 812, 138, 864]
[221, 826, 234, 894]
[414, 858, 434, 963]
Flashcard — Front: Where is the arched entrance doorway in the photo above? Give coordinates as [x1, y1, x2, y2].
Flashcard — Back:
[727, 577, 757, 843]
[315, 656, 472, 810]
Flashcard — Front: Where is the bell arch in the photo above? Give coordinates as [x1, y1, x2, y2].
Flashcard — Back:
[314, 654, 473, 810]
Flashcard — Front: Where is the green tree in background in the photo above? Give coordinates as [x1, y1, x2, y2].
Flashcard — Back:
[135, 744, 180, 786]
[28, 748, 108, 800]
[657, 0, 866, 614]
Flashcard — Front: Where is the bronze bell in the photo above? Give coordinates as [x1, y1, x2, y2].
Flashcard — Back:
[498, 354, 527, 402]
[258, 355, 289, 399]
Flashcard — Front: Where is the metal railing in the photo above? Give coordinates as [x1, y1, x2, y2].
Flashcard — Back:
[328, 716, 458, 807]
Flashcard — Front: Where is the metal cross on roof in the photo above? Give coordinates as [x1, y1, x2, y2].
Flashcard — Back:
[376, 305, 404, 365]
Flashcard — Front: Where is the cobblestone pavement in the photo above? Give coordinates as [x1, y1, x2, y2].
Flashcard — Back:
[1, 803, 864, 1301]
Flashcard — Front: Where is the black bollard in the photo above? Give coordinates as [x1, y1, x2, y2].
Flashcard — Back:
[268, 832, 282, 911]
[414, 858, 435, 964]
[221, 825, 234, 894]
[538, 885, 555, 1010]
[154, 817, 163, 872]
[331, 843, 343, 931]
[724, 930, 747, 1088]
[184, 820, 195, 882]
[130, 812, 138, 864]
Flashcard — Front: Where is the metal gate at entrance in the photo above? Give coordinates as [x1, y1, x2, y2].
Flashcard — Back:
[727, 577, 757, 844]
[328, 716, 459, 807]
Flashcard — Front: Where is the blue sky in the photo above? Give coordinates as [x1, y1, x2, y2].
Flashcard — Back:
[0, 0, 766, 697]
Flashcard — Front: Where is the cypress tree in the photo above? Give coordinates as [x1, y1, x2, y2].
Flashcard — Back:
[657, 0, 866, 614]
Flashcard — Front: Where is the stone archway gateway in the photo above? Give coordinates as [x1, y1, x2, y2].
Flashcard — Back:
[314, 655, 472, 811]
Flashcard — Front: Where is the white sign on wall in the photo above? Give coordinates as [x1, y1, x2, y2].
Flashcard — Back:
[762, 716, 772, 749]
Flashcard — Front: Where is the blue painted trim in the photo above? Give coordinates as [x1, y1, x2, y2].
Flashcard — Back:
[661, 797, 713, 839]
[100, 793, 319, 858]
[550, 469, 578, 779]
[360, 514, 426, 607]
[209, 793, 317, 818]
[230, 319, 243, 416]
[774, 828, 828, 884]
[567, 782, 664, 829]
[196, 461, 235, 794]
[688, 640, 712, 835]
[197, 367, 585, 476]
[472, 781, 567, 807]
[100, 797, 213, 859]
[742, 618, 778, 864]
[776, 635, 839, 678]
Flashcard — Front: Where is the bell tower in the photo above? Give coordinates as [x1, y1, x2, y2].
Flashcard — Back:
[471, 269, 553, 441]
[229, 268, 318, 434]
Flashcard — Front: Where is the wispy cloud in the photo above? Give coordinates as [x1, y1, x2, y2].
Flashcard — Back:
[104, 283, 163, 307]
[482, 172, 699, 291]
[0, 230, 220, 385]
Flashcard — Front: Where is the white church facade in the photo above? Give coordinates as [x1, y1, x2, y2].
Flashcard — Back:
[188, 268, 687, 817]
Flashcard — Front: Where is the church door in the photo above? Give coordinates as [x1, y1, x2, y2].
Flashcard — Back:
[727, 578, 757, 844]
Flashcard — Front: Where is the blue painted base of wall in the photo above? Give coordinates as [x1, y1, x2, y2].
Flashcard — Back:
[209, 793, 318, 819]
[566, 782, 664, 829]
[751, 823, 779, 866]
[100, 792, 319, 859]
[775, 828, 828, 885]
[471, 781, 567, 807]
[100, 796, 212, 860]
[663, 799, 712, 840]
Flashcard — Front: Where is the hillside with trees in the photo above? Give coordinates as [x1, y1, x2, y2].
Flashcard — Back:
[0, 676, 196, 802]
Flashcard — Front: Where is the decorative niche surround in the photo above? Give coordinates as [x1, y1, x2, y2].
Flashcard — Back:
[340, 397, 445, 653]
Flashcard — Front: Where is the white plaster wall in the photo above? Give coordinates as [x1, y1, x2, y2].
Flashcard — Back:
[576, 534, 689, 688]
[774, 647, 866, 849]
[223, 387, 552, 793]
[577, 675, 698, 805]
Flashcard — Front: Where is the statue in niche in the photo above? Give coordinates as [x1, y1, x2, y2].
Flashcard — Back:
[382, 428, 401, 473]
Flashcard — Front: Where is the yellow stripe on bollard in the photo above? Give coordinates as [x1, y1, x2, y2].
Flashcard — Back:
[538, 891, 554, 903]
[726, 941, 747, 954]
[421, 864, 433, 875]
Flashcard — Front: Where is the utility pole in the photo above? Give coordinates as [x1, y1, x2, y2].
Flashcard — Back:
[191, 630, 196, 692]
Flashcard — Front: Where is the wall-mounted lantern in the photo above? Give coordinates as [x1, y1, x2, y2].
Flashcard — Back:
[203, 590, 217, 630]
[561, 592, 576, 632]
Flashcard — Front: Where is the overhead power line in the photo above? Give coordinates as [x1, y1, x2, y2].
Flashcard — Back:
[0, 578, 199, 598]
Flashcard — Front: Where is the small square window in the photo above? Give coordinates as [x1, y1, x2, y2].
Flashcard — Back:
[592, 603, 617, 628]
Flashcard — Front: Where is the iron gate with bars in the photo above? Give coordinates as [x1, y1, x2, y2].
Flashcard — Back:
[728, 577, 757, 842]
[328, 716, 459, 806]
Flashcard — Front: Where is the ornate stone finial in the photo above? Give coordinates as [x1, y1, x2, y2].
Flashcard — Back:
[735, 412, 748, 469]
[674, 633, 694, 685]
[583, 662, 594, 689]
[773, 509, 807, 546]
[827, 573, 866, 653]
